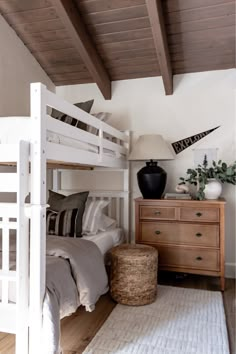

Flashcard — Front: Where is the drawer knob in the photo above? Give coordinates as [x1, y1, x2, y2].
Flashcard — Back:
[155, 230, 161, 235]
[196, 212, 202, 217]
[196, 256, 202, 261]
[154, 210, 161, 215]
[196, 233, 202, 237]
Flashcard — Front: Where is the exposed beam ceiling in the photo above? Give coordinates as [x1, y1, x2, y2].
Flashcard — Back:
[0, 0, 234, 93]
[51, 0, 111, 99]
[146, 0, 173, 95]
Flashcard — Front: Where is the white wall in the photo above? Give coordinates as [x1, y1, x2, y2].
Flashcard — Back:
[0, 15, 55, 202]
[57, 69, 236, 277]
[0, 15, 54, 116]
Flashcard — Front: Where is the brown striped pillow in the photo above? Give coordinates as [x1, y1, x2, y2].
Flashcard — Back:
[46, 208, 79, 238]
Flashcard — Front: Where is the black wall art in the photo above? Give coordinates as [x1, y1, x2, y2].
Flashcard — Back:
[171, 126, 220, 154]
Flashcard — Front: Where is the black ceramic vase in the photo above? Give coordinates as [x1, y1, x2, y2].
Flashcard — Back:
[137, 160, 167, 199]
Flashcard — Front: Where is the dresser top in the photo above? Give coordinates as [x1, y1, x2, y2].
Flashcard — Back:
[135, 197, 226, 206]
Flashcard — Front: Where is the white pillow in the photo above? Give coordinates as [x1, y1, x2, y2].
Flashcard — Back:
[98, 213, 116, 232]
[82, 200, 109, 235]
[88, 112, 112, 135]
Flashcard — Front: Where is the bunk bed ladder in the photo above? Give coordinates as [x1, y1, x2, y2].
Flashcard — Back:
[29, 82, 47, 354]
[0, 141, 30, 354]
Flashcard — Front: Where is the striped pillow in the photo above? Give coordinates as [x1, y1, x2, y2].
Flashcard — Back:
[46, 208, 79, 237]
[51, 100, 94, 129]
[82, 200, 109, 235]
[47, 190, 89, 237]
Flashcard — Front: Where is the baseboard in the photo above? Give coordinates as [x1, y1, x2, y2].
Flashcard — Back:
[225, 263, 236, 278]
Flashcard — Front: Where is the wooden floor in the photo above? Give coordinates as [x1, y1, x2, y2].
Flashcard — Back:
[0, 273, 235, 354]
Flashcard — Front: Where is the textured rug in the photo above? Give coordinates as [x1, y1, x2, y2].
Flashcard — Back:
[82, 285, 229, 354]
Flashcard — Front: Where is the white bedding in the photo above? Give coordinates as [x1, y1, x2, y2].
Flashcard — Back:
[83, 227, 124, 257]
[0, 228, 123, 304]
[0, 117, 119, 157]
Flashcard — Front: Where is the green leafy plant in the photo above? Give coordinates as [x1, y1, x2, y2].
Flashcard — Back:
[178, 155, 236, 200]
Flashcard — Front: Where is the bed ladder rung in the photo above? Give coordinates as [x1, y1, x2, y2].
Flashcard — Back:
[0, 270, 17, 281]
[0, 173, 18, 192]
[0, 144, 20, 163]
[0, 221, 17, 229]
[0, 304, 16, 334]
[0, 203, 18, 217]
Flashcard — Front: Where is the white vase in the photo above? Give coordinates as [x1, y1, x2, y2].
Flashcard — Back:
[204, 179, 222, 200]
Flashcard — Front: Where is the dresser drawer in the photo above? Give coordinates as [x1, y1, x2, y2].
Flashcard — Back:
[140, 222, 219, 247]
[140, 206, 176, 220]
[157, 246, 220, 271]
[180, 207, 219, 222]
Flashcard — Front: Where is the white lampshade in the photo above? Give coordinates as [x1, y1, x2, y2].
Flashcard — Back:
[128, 134, 175, 161]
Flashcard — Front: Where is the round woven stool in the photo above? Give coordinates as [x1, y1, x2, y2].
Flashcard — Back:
[109, 244, 158, 306]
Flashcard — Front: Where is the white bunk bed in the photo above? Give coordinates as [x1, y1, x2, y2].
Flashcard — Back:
[0, 83, 130, 354]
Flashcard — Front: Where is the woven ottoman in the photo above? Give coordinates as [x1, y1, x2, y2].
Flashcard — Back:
[109, 244, 158, 306]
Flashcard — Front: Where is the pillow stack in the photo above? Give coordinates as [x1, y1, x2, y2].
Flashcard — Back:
[51, 100, 94, 130]
[47, 191, 116, 238]
[50, 99, 111, 136]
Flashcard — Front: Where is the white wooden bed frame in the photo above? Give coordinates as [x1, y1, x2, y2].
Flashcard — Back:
[0, 83, 130, 354]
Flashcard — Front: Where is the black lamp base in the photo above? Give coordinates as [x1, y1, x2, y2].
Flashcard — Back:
[137, 160, 167, 199]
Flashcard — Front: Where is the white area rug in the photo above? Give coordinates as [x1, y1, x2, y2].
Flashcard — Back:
[83, 285, 229, 354]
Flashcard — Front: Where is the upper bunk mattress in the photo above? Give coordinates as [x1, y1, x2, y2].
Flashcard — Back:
[0, 117, 119, 157]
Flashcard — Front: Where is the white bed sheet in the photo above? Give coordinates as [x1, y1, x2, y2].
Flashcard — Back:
[82, 227, 124, 257]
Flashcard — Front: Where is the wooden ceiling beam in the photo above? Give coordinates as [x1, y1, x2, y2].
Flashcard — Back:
[146, 0, 173, 95]
[51, 0, 111, 99]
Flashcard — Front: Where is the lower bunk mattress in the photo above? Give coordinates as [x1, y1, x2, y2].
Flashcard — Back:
[0, 227, 123, 304]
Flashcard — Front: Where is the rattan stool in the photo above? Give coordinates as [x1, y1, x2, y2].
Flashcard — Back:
[109, 244, 158, 306]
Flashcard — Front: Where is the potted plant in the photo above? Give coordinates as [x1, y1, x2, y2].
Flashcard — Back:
[178, 155, 236, 200]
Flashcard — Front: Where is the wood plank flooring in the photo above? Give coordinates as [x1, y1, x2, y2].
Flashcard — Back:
[0, 273, 235, 354]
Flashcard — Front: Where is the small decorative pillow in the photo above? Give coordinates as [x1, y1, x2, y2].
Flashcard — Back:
[87, 112, 112, 135]
[46, 208, 79, 237]
[47, 190, 89, 237]
[82, 200, 109, 235]
[98, 214, 117, 232]
[48, 190, 89, 211]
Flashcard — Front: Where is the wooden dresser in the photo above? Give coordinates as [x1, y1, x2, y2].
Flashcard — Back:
[135, 198, 226, 290]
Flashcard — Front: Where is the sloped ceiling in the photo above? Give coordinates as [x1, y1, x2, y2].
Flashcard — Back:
[0, 0, 235, 98]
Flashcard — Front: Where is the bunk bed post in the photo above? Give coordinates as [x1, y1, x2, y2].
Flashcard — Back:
[123, 130, 130, 242]
[29, 83, 47, 354]
[52, 169, 61, 192]
[15, 141, 30, 354]
[123, 170, 130, 242]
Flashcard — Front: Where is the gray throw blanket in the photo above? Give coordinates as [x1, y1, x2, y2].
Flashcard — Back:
[46, 236, 108, 312]
[42, 236, 108, 354]
[42, 236, 109, 354]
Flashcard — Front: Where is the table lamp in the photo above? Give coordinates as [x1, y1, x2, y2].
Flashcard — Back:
[128, 134, 175, 199]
